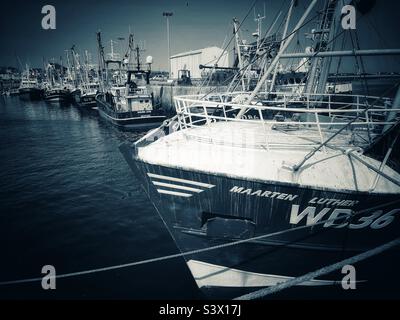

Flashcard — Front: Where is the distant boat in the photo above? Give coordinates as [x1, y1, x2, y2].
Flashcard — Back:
[95, 32, 167, 130]
[43, 61, 73, 104]
[3, 89, 19, 97]
[44, 85, 71, 103]
[96, 72, 166, 130]
[18, 66, 43, 100]
[73, 82, 100, 109]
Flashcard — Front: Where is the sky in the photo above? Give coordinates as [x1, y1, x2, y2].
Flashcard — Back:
[0, 0, 400, 72]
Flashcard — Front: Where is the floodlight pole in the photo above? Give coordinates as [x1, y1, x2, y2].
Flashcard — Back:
[163, 12, 173, 78]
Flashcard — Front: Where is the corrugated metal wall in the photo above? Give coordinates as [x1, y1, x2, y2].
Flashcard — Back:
[170, 47, 229, 79]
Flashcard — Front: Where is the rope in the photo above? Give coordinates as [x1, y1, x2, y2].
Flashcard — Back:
[1, 198, 400, 287]
[226, 12, 320, 95]
[197, 0, 260, 91]
[196, 8, 320, 100]
[234, 237, 400, 300]
[286, 1, 393, 88]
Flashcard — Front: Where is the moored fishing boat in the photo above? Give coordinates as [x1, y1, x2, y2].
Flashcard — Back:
[120, 0, 400, 298]
[43, 62, 72, 103]
[120, 88, 400, 297]
[44, 85, 71, 103]
[73, 82, 100, 109]
[69, 47, 100, 109]
[18, 66, 43, 100]
[95, 32, 167, 130]
[96, 71, 166, 129]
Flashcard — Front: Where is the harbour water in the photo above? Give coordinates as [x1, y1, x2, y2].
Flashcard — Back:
[0, 97, 200, 299]
[0, 96, 399, 299]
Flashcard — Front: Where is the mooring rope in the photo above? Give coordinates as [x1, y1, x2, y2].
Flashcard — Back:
[1, 198, 399, 286]
[234, 237, 400, 300]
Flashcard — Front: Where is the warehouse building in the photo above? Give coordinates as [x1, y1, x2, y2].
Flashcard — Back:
[170, 47, 229, 80]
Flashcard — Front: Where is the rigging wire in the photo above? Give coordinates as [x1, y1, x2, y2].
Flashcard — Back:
[198, 21, 232, 91]
[202, 0, 260, 77]
[291, 80, 400, 173]
[197, 12, 321, 100]
[365, 15, 400, 68]
[1, 197, 400, 287]
[349, 28, 370, 97]
[234, 237, 400, 300]
[204, 0, 291, 94]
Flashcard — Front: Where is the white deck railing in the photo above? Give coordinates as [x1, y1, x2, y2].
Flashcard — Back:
[173, 91, 398, 150]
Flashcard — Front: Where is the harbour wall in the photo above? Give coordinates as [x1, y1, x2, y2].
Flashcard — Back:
[150, 84, 228, 113]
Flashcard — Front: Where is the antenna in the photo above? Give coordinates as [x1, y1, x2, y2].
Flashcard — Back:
[15, 54, 24, 70]
[253, 2, 266, 49]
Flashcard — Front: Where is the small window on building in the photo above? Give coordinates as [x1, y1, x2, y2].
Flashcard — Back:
[140, 100, 143, 103]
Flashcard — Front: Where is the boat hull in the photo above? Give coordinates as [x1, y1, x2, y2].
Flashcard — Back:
[78, 98, 97, 108]
[120, 145, 400, 297]
[44, 89, 71, 103]
[73, 91, 97, 108]
[18, 87, 43, 100]
[96, 96, 166, 130]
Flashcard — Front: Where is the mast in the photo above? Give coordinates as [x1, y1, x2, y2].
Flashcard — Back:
[70, 46, 81, 87]
[60, 55, 64, 86]
[110, 40, 114, 60]
[304, 0, 351, 95]
[96, 31, 106, 90]
[65, 50, 72, 84]
[84, 50, 90, 87]
[136, 45, 141, 71]
[279, 49, 400, 59]
[253, 3, 266, 51]
[269, 0, 295, 92]
[233, 18, 246, 91]
[237, 0, 318, 118]
[123, 32, 135, 70]
[257, 10, 282, 89]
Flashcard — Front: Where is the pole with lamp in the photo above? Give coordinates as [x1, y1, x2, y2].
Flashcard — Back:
[163, 12, 173, 79]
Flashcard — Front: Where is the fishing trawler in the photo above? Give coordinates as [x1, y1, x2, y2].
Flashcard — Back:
[73, 82, 100, 108]
[43, 63, 71, 103]
[95, 33, 166, 130]
[18, 66, 43, 100]
[44, 85, 71, 103]
[68, 48, 100, 109]
[76, 85, 99, 108]
[96, 71, 166, 129]
[120, 0, 400, 298]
